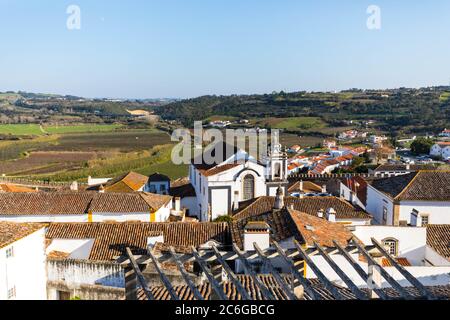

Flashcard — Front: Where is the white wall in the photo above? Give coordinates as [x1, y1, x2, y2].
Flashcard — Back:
[353, 226, 427, 265]
[0, 228, 47, 300]
[399, 201, 450, 224]
[180, 196, 198, 218]
[306, 254, 450, 288]
[46, 239, 95, 260]
[366, 186, 394, 225]
[425, 246, 450, 266]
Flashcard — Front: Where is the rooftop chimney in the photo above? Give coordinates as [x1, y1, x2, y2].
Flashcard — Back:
[317, 209, 324, 219]
[321, 185, 327, 193]
[174, 197, 181, 211]
[99, 185, 105, 193]
[243, 221, 270, 252]
[406, 164, 411, 170]
[70, 181, 78, 191]
[350, 191, 357, 205]
[326, 208, 336, 222]
[274, 186, 284, 210]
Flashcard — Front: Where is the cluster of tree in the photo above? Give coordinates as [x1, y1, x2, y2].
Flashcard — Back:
[155, 87, 450, 132]
[410, 137, 435, 155]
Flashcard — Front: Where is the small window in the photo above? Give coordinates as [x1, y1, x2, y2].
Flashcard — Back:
[7, 286, 16, 299]
[6, 247, 14, 259]
[421, 215, 429, 227]
[160, 184, 166, 192]
[383, 238, 399, 256]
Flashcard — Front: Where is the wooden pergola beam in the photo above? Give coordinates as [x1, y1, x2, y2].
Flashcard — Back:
[332, 240, 389, 300]
[191, 247, 229, 300]
[293, 240, 345, 300]
[232, 244, 276, 300]
[370, 238, 436, 300]
[253, 243, 298, 300]
[272, 241, 323, 300]
[313, 241, 368, 300]
[351, 238, 412, 299]
[125, 247, 154, 300]
[169, 247, 204, 300]
[147, 247, 180, 300]
[212, 245, 251, 300]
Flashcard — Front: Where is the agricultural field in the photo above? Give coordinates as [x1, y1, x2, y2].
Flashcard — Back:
[252, 117, 326, 131]
[41, 130, 171, 152]
[0, 123, 123, 136]
[0, 126, 186, 181]
[0, 124, 44, 135]
[0, 151, 106, 176]
[43, 124, 123, 134]
[440, 92, 450, 102]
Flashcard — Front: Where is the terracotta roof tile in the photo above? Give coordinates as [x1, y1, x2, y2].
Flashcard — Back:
[138, 276, 450, 300]
[45, 222, 230, 261]
[427, 224, 450, 260]
[0, 192, 172, 215]
[372, 171, 450, 201]
[0, 184, 37, 193]
[233, 196, 370, 221]
[0, 222, 46, 249]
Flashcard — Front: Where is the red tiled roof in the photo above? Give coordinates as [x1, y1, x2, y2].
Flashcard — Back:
[427, 224, 450, 261]
[46, 222, 230, 261]
[0, 222, 46, 249]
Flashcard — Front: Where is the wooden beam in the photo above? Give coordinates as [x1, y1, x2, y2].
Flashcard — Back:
[191, 247, 229, 301]
[253, 243, 298, 300]
[293, 240, 346, 300]
[147, 247, 180, 300]
[125, 247, 154, 300]
[313, 241, 368, 300]
[211, 245, 251, 300]
[332, 240, 389, 300]
[232, 244, 276, 300]
[351, 238, 412, 299]
[272, 241, 323, 300]
[370, 238, 436, 300]
[169, 247, 204, 300]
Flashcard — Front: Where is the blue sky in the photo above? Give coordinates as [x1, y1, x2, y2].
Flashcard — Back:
[0, 0, 449, 98]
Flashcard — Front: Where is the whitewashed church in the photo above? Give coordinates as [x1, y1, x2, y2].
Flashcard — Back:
[189, 142, 288, 221]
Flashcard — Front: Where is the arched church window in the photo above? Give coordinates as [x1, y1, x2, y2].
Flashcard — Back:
[243, 174, 255, 200]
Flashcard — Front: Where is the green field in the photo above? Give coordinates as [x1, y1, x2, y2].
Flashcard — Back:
[43, 124, 123, 134]
[0, 124, 45, 135]
[253, 117, 326, 131]
[0, 123, 123, 136]
[440, 92, 450, 102]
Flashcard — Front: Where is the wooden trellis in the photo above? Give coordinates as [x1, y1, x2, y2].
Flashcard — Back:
[121, 238, 437, 301]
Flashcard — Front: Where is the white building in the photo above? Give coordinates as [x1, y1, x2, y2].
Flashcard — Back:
[190, 142, 288, 221]
[430, 142, 450, 160]
[366, 171, 450, 226]
[0, 222, 47, 300]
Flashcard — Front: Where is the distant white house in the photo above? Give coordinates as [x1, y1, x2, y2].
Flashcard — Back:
[430, 142, 450, 160]
[366, 171, 450, 226]
[0, 222, 47, 300]
[438, 129, 450, 137]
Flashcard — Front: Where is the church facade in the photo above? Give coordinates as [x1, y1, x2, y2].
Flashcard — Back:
[189, 143, 288, 221]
